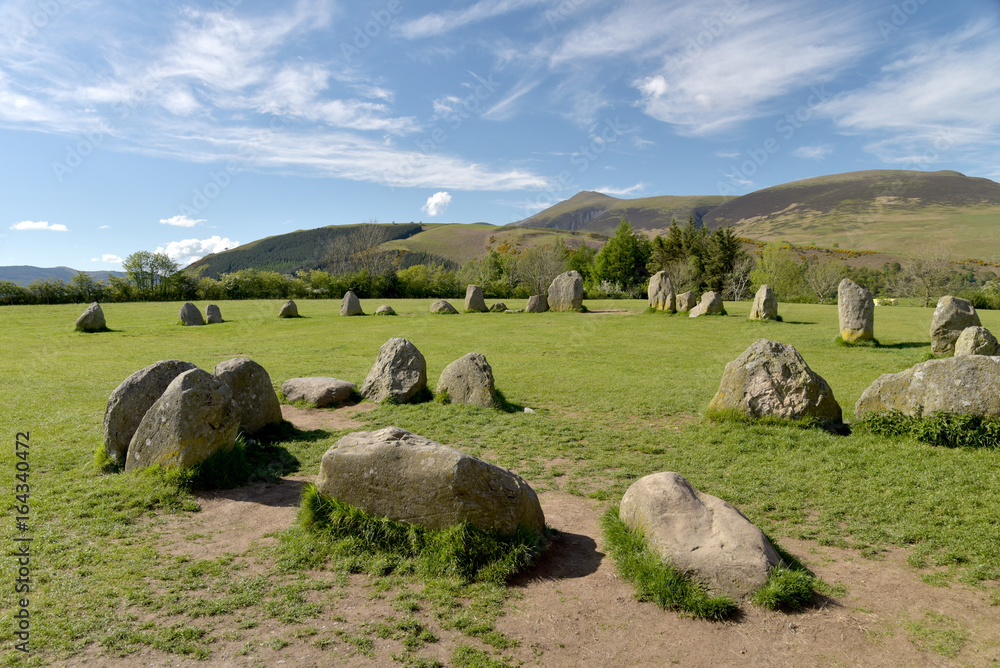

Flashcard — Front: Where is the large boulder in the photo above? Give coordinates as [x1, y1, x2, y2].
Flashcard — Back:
[955, 326, 999, 357]
[837, 278, 873, 343]
[709, 339, 843, 425]
[436, 353, 496, 407]
[930, 296, 980, 355]
[430, 299, 458, 314]
[281, 377, 357, 407]
[103, 360, 199, 466]
[525, 294, 548, 313]
[360, 338, 428, 403]
[179, 302, 205, 326]
[676, 291, 697, 312]
[278, 300, 299, 318]
[124, 369, 239, 473]
[341, 291, 364, 316]
[213, 358, 282, 435]
[315, 426, 545, 535]
[205, 304, 223, 324]
[465, 285, 488, 312]
[375, 305, 396, 316]
[647, 271, 676, 312]
[75, 302, 107, 332]
[749, 285, 778, 321]
[548, 271, 584, 311]
[619, 472, 783, 600]
[855, 356, 1000, 418]
[689, 291, 724, 317]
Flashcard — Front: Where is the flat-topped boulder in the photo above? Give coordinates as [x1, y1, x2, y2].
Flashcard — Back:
[436, 352, 496, 407]
[955, 326, 999, 357]
[125, 369, 239, 473]
[360, 338, 427, 403]
[838, 278, 873, 342]
[430, 299, 458, 314]
[205, 304, 223, 324]
[75, 302, 107, 332]
[375, 305, 396, 316]
[689, 291, 723, 317]
[855, 356, 1000, 418]
[179, 302, 205, 326]
[749, 285, 778, 320]
[709, 338, 842, 425]
[525, 295, 548, 313]
[620, 472, 784, 599]
[213, 358, 282, 435]
[282, 377, 357, 407]
[648, 271, 676, 312]
[103, 360, 198, 466]
[465, 285, 488, 312]
[278, 300, 299, 318]
[930, 296, 980, 355]
[548, 271, 584, 311]
[341, 290, 364, 316]
[676, 291, 697, 312]
[315, 426, 545, 535]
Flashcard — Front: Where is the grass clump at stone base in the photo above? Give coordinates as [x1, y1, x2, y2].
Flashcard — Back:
[750, 568, 819, 611]
[855, 410, 1000, 449]
[705, 407, 849, 436]
[295, 485, 547, 585]
[600, 506, 738, 620]
[834, 335, 881, 347]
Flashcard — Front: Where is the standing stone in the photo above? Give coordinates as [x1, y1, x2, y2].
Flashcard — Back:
[315, 426, 545, 535]
[430, 299, 458, 314]
[526, 295, 548, 313]
[341, 290, 364, 316]
[837, 278, 874, 343]
[125, 369, 239, 473]
[490, 302, 508, 312]
[281, 377, 357, 407]
[213, 358, 282, 435]
[855, 356, 1000, 418]
[75, 302, 107, 332]
[930, 296, 980, 355]
[548, 271, 584, 311]
[749, 285, 778, 320]
[205, 304, 223, 324]
[179, 302, 205, 326]
[278, 300, 299, 318]
[619, 472, 783, 600]
[436, 352, 496, 407]
[103, 360, 198, 466]
[360, 338, 428, 403]
[465, 285, 488, 312]
[689, 291, 724, 317]
[375, 305, 396, 316]
[709, 338, 843, 425]
[954, 326, 999, 357]
[676, 291, 697, 312]
[647, 271, 676, 312]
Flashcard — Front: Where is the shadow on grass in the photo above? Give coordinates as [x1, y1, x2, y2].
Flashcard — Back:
[494, 389, 525, 413]
[509, 528, 602, 584]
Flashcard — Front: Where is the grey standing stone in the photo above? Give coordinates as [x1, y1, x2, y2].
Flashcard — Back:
[689, 291, 723, 317]
[278, 300, 299, 318]
[125, 369, 239, 473]
[103, 360, 199, 466]
[676, 291, 697, 312]
[525, 294, 548, 313]
[548, 271, 584, 311]
[315, 426, 545, 534]
[647, 271, 676, 312]
[341, 290, 364, 316]
[360, 338, 428, 403]
[179, 302, 205, 326]
[620, 472, 784, 599]
[281, 377, 358, 407]
[213, 358, 282, 435]
[436, 352, 496, 407]
[837, 278, 873, 343]
[75, 302, 107, 332]
[855, 356, 1000, 418]
[375, 305, 396, 316]
[205, 304, 223, 324]
[954, 326, 999, 357]
[749, 285, 778, 320]
[430, 299, 458, 314]
[465, 285, 488, 312]
[490, 302, 508, 312]
[930, 296, 980, 355]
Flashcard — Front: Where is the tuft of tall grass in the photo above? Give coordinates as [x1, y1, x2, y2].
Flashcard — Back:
[855, 410, 1000, 449]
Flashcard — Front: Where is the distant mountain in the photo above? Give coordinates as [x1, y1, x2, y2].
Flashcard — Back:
[512, 191, 732, 235]
[0, 266, 125, 286]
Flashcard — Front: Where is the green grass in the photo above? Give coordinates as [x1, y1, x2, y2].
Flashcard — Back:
[2, 298, 1000, 662]
[855, 410, 1000, 448]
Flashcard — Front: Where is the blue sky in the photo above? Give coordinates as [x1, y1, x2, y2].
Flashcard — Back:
[1, 0, 999, 269]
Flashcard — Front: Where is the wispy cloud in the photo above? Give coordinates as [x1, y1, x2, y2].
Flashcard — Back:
[596, 182, 648, 197]
[160, 214, 205, 227]
[10, 220, 68, 231]
[92, 254, 123, 263]
[156, 235, 239, 266]
[397, 0, 546, 39]
[792, 145, 833, 160]
[421, 191, 452, 216]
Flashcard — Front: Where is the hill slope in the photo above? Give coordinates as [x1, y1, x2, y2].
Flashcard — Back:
[0, 266, 125, 285]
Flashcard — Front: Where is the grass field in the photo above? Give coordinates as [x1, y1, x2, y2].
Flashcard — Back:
[1, 298, 999, 665]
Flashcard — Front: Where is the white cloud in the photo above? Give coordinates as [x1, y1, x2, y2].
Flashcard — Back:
[397, 0, 546, 39]
[792, 145, 833, 160]
[596, 182, 648, 197]
[10, 220, 68, 231]
[91, 254, 123, 263]
[159, 214, 205, 228]
[99, 225, 111, 229]
[421, 191, 452, 216]
[156, 235, 239, 266]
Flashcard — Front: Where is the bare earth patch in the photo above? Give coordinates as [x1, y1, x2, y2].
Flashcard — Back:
[280, 401, 376, 432]
[69, 486, 1000, 667]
